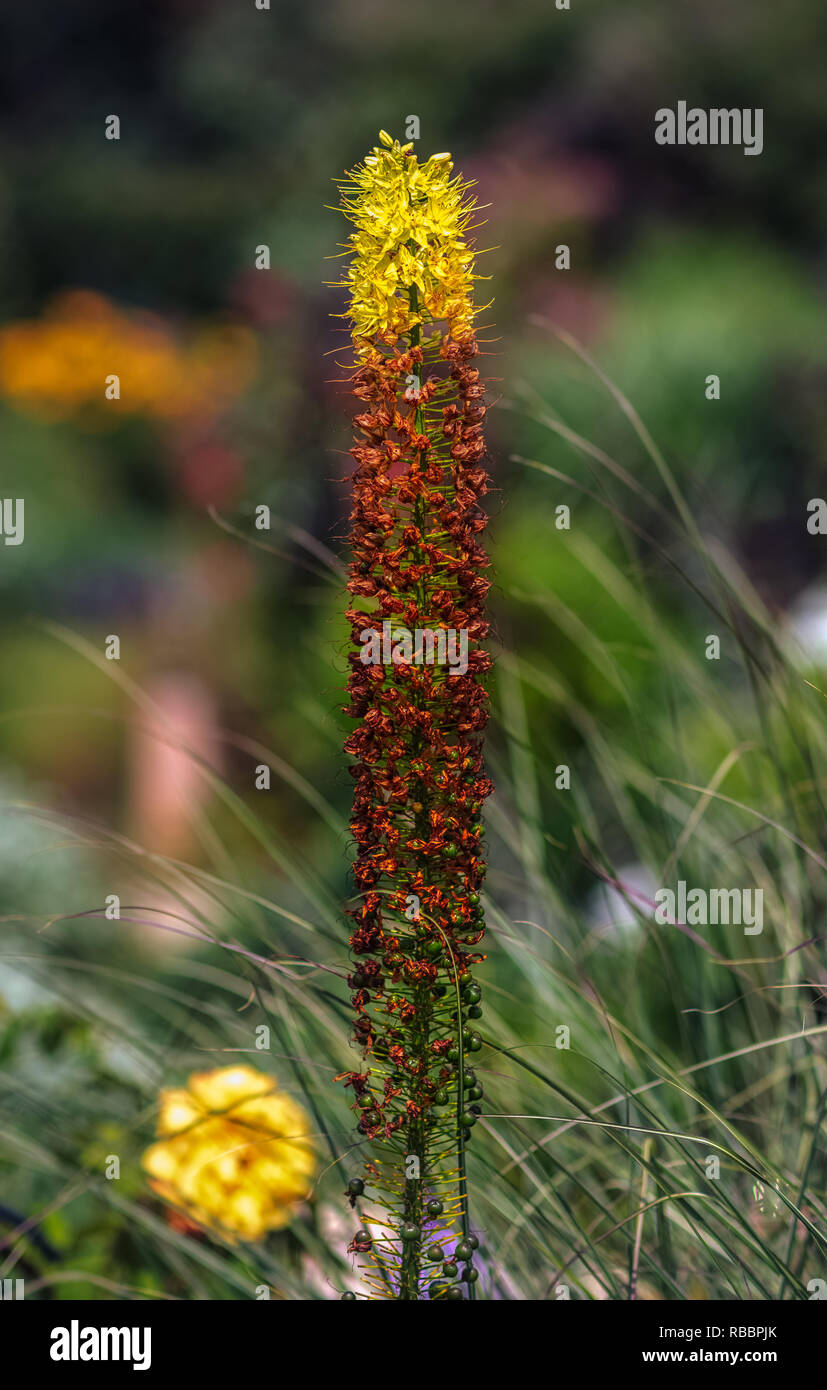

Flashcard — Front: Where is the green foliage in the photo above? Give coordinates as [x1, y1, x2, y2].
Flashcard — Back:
[2, 343, 825, 1299]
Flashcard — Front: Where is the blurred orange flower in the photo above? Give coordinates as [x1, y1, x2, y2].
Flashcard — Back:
[0, 290, 257, 423]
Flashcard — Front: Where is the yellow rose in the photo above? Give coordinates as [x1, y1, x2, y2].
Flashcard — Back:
[142, 1065, 316, 1242]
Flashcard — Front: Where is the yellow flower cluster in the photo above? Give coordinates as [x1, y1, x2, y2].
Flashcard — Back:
[142, 1065, 316, 1243]
[337, 131, 480, 357]
[0, 291, 256, 422]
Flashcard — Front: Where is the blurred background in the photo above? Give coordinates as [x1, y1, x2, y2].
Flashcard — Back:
[0, 0, 825, 1299]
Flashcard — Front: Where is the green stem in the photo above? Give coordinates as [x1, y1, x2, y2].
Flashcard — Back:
[442, 925, 476, 1301]
[394, 271, 476, 1300]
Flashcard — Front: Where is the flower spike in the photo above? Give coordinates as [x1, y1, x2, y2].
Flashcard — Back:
[334, 132, 493, 1300]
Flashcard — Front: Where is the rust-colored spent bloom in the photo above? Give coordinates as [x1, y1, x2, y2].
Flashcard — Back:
[142, 1065, 316, 1243]
[334, 132, 492, 1300]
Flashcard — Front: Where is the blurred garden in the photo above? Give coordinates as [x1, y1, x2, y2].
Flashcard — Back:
[0, 0, 825, 1300]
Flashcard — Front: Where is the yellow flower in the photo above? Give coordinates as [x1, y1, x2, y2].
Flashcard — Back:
[335, 133, 482, 358]
[142, 1065, 316, 1242]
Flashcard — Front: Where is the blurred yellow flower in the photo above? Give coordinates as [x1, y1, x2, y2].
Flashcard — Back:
[0, 290, 256, 423]
[142, 1065, 316, 1242]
